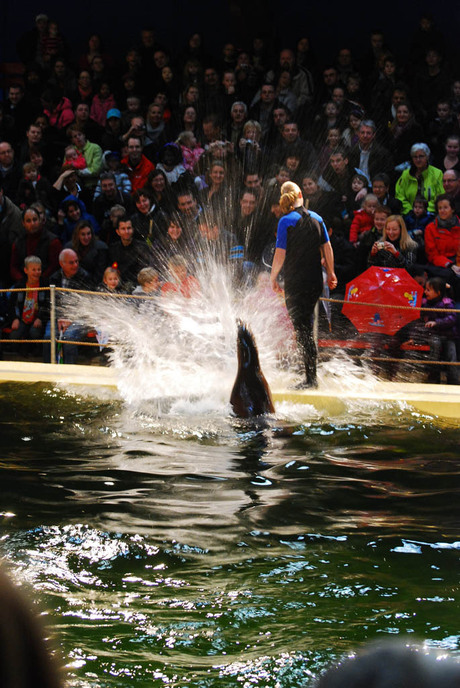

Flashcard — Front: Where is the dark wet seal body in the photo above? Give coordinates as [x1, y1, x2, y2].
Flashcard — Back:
[230, 322, 275, 418]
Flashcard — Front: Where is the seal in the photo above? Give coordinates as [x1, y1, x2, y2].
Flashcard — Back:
[230, 321, 275, 418]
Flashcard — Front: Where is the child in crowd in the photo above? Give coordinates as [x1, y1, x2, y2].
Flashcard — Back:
[121, 95, 143, 130]
[90, 81, 117, 128]
[29, 149, 45, 174]
[161, 255, 200, 298]
[156, 143, 189, 186]
[63, 145, 87, 170]
[15, 163, 53, 212]
[23, 162, 39, 184]
[317, 127, 342, 173]
[265, 164, 291, 193]
[16, 163, 40, 209]
[133, 267, 161, 296]
[349, 193, 378, 244]
[8, 255, 49, 353]
[95, 265, 123, 354]
[415, 277, 459, 384]
[100, 204, 126, 245]
[402, 195, 431, 262]
[100, 265, 122, 292]
[348, 173, 369, 214]
[176, 131, 204, 173]
[404, 195, 434, 239]
[372, 206, 392, 235]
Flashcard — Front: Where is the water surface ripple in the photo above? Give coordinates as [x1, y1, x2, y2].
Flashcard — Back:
[0, 384, 459, 687]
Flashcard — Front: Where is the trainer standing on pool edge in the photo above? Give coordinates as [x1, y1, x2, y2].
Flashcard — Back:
[270, 181, 337, 388]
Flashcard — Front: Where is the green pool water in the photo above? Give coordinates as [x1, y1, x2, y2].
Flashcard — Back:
[0, 383, 458, 687]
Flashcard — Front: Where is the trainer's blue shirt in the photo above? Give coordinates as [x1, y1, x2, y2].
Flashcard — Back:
[276, 209, 329, 250]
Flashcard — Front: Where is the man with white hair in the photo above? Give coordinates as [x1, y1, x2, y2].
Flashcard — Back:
[44, 249, 91, 364]
[226, 101, 248, 146]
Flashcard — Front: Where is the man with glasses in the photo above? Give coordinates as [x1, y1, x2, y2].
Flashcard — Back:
[443, 170, 460, 216]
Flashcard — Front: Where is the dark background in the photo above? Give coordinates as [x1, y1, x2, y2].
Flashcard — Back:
[1, 0, 459, 66]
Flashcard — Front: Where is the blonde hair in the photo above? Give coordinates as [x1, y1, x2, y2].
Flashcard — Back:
[23, 162, 37, 175]
[103, 266, 120, 283]
[242, 120, 262, 138]
[361, 193, 378, 209]
[137, 267, 159, 285]
[383, 214, 418, 252]
[168, 255, 187, 269]
[176, 130, 194, 146]
[279, 181, 303, 214]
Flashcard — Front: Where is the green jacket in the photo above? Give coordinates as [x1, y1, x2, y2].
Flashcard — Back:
[395, 165, 444, 215]
[82, 140, 103, 176]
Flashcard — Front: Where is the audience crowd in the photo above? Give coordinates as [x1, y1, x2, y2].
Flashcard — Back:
[1, 13, 460, 377]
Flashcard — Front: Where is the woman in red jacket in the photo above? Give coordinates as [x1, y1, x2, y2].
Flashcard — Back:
[424, 194, 460, 277]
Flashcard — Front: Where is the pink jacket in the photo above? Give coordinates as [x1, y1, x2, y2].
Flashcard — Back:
[44, 97, 74, 129]
[180, 144, 204, 173]
[90, 94, 117, 127]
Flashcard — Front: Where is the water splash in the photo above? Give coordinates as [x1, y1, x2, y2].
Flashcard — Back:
[65, 248, 378, 414]
[65, 256, 295, 405]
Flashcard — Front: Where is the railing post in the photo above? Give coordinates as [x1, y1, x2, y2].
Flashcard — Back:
[50, 285, 56, 364]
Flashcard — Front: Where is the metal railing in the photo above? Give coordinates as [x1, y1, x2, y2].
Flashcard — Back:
[0, 285, 159, 364]
[0, 285, 459, 370]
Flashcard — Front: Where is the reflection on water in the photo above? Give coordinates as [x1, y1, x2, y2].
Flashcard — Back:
[0, 383, 459, 687]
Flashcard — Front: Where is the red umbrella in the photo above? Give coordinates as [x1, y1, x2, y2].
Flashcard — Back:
[342, 267, 424, 335]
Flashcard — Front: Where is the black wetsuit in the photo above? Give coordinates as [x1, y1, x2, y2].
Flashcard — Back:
[276, 208, 328, 386]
